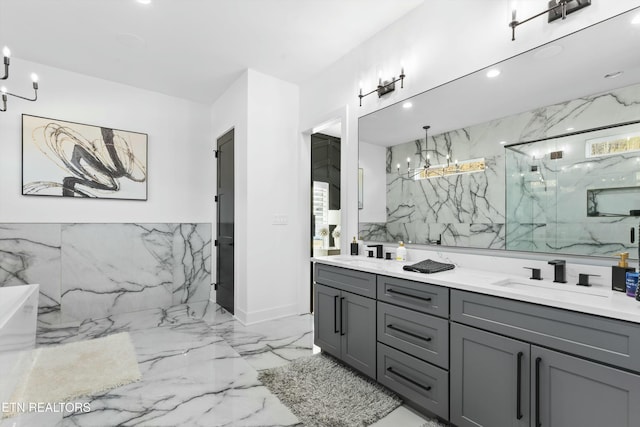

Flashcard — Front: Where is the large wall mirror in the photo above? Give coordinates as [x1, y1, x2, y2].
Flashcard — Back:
[358, 7, 640, 259]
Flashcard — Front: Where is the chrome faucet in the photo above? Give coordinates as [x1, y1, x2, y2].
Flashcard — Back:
[548, 260, 567, 283]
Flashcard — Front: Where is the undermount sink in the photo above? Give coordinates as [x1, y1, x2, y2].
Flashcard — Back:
[492, 279, 611, 298]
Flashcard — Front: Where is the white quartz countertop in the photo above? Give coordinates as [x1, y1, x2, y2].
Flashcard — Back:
[312, 255, 640, 324]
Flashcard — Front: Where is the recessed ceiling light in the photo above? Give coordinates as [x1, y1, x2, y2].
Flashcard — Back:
[566, 127, 574, 131]
[402, 102, 413, 109]
[604, 71, 623, 79]
[499, 141, 507, 145]
[486, 69, 501, 78]
[137, 0, 151, 4]
[632, 14, 640, 25]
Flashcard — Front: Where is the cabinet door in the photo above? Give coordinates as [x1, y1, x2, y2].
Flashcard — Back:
[451, 323, 530, 427]
[532, 346, 640, 427]
[341, 291, 377, 378]
[313, 283, 341, 358]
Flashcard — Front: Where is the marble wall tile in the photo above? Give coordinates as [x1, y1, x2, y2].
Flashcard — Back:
[469, 223, 505, 249]
[172, 223, 212, 305]
[0, 223, 212, 323]
[0, 224, 61, 315]
[61, 223, 175, 320]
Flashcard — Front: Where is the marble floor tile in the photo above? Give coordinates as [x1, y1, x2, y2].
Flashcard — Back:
[208, 313, 314, 371]
[9, 302, 435, 426]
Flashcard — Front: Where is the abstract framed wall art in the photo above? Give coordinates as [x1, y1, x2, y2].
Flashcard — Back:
[22, 114, 148, 200]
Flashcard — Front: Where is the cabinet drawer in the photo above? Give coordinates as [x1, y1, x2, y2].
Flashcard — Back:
[314, 263, 376, 298]
[451, 290, 640, 373]
[377, 343, 449, 421]
[377, 302, 449, 369]
[377, 275, 449, 318]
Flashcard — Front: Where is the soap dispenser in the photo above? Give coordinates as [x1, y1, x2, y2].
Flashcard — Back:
[350, 237, 359, 256]
[395, 241, 407, 261]
[612, 252, 635, 292]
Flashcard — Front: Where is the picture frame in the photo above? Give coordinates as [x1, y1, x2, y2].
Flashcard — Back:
[22, 114, 148, 200]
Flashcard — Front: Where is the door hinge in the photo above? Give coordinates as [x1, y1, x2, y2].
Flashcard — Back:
[213, 283, 218, 291]
[214, 239, 218, 247]
[214, 195, 218, 202]
[214, 150, 218, 158]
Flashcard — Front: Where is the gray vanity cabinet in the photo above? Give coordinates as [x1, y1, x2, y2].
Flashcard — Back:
[340, 291, 376, 377]
[313, 265, 377, 378]
[451, 290, 640, 427]
[314, 283, 342, 358]
[533, 346, 640, 427]
[450, 323, 530, 427]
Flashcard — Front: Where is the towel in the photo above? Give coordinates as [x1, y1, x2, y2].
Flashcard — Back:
[403, 259, 455, 274]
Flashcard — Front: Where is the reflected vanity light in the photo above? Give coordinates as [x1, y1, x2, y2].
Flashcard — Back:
[358, 66, 406, 106]
[0, 46, 40, 112]
[402, 125, 485, 180]
[412, 157, 486, 180]
[509, 0, 592, 41]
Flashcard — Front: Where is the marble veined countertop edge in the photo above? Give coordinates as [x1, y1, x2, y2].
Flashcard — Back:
[311, 255, 640, 324]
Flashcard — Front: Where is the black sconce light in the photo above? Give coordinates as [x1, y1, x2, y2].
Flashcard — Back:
[509, 0, 592, 41]
[0, 46, 40, 112]
[359, 67, 405, 106]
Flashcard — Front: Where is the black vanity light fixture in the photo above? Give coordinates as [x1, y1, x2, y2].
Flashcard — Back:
[509, 0, 592, 41]
[358, 67, 405, 107]
[0, 46, 40, 112]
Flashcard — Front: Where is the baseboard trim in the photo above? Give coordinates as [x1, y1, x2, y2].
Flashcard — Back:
[234, 303, 299, 326]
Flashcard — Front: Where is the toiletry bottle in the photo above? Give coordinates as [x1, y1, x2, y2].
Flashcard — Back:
[396, 241, 407, 261]
[350, 237, 359, 256]
[626, 272, 639, 297]
[612, 252, 635, 292]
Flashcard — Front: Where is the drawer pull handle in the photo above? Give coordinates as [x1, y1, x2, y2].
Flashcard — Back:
[340, 297, 345, 336]
[517, 351, 523, 420]
[386, 288, 432, 302]
[333, 295, 339, 333]
[386, 367, 432, 392]
[387, 324, 432, 343]
[535, 357, 542, 427]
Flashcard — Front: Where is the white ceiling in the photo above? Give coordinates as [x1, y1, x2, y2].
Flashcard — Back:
[0, 0, 424, 103]
[359, 7, 640, 146]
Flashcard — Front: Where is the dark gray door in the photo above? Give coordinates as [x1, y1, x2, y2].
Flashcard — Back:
[216, 129, 234, 314]
[533, 345, 640, 427]
[314, 283, 341, 358]
[451, 323, 530, 427]
[341, 292, 376, 378]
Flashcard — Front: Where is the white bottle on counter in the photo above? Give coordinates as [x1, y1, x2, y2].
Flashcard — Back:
[396, 241, 407, 261]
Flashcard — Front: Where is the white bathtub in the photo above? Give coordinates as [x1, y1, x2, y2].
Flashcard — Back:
[0, 284, 39, 410]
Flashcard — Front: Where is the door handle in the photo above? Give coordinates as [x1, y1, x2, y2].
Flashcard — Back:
[333, 295, 339, 333]
[387, 324, 432, 343]
[517, 351, 523, 420]
[339, 297, 345, 336]
[535, 357, 542, 427]
[386, 288, 432, 302]
[386, 367, 431, 392]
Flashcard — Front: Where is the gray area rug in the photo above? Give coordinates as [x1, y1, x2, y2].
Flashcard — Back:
[258, 353, 401, 426]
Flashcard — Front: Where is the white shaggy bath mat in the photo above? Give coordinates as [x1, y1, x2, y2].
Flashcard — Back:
[6, 332, 141, 416]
